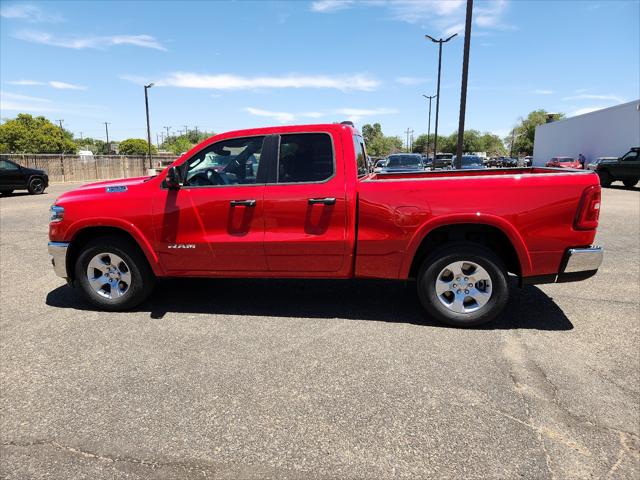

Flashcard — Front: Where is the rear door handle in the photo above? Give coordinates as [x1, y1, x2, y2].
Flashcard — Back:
[308, 197, 336, 205]
[230, 199, 256, 207]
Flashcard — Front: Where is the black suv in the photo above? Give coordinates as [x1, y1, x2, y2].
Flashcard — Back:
[594, 147, 640, 188]
[0, 159, 49, 195]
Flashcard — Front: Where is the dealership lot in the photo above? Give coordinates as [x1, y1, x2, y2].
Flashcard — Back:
[1, 182, 638, 479]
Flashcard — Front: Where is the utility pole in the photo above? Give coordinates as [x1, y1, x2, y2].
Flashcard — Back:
[164, 126, 171, 139]
[454, 0, 473, 170]
[144, 83, 154, 169]
[56, 120, 65, 154]
[404, 128, 413, 152]
[425, 32, 457, 158]
[194, 126, 199, 138]
[103, 122, 111, 154]
[183, 125, 189, 137]
[79, 131, 83, 141]
[422, 94, 437, 158]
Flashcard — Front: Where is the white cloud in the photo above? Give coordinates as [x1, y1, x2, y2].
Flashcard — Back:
[245, 106, 397, 123]
[48, 81, 87, 90]
[443, 23, 464, 36]
[533, 89, 554, 95]
[125, 72, 380, 92]
[571, 106, 606, 116]
[334, 107, 398, 122]
[310, 0, 355, 12]
[15, 31, 167, 50]
[7, 79, 87, 90]
[0, 91, 53, 112]
[246, 107, 296, 123]
[0, 4, 62, 23]
[395, 76, 430, 86]
[563, 94, 625, 103]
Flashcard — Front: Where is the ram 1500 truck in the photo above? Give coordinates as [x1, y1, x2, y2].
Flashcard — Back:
[48, 123, 604, 326]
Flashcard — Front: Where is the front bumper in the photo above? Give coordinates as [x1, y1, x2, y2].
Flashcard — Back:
[48, 241, 69, 278]
[522, 246, 603, 285]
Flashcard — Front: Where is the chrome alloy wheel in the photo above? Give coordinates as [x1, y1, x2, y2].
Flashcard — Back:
[86, 252, 131, 299]
[435, 261, 492, 314]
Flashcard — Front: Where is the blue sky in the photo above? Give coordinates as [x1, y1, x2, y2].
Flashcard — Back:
[1, 0, 638, 143]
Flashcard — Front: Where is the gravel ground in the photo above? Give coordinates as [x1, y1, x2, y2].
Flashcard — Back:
[1, 182, 638, 479]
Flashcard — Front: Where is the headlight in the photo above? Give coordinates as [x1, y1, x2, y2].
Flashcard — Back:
[50, 205, 64, 223]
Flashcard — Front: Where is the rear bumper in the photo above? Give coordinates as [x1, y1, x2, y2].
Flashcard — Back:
[48, 241, 69, 278]
[522, 246, 603, 285]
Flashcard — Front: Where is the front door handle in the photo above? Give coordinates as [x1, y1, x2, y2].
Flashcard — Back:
[230, 199, 256, 207]
[308, 197, 336, 205]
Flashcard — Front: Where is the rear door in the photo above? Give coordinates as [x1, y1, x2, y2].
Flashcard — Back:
[262, 132, 348, 274]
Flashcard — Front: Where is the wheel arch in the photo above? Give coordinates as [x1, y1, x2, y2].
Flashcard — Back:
[65, 222, 163, 280]
[403, 215, 532, 280]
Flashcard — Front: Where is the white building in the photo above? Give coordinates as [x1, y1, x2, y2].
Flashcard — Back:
[533, 100, 640, 166]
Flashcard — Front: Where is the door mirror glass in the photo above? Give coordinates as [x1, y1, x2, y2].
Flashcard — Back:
[166, 166, 182, 189]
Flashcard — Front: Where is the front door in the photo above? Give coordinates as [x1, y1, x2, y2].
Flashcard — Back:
[263, 132, 349, 274]
[154, 135, 269, 274]
[0, 160, 23, 190]
[620, 150, 640, 178]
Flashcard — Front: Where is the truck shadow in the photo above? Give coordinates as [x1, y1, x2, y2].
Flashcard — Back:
[46, 278, 573, 331]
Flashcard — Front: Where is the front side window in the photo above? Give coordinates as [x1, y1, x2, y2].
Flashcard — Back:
[277, 133, 334, 183]
[0, 160, 19, 171]
[183, 136, 264, 187]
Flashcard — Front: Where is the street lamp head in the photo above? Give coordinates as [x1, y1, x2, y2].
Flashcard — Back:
[145, 83, 154, 89]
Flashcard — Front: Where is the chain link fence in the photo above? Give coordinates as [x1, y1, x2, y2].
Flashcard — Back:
[0, 154, 178, 183]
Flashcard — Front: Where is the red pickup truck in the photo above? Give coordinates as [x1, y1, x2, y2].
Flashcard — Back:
[48, 123, 603, 326]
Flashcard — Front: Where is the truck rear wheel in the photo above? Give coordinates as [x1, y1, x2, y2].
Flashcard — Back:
[598, 170, 612, 187]
[417, 242, 509, 327]
[623, 178, 638, 188]
[74, 236, 155, 311]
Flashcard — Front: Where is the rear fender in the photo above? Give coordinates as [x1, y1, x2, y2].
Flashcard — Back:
[399, 213, 533, 278]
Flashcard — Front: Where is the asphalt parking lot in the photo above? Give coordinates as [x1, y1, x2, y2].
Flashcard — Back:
[1, 182, 638, 479]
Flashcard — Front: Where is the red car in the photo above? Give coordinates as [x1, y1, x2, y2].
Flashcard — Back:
[546, 157, 583, 169]
[48, 123, 603, 326]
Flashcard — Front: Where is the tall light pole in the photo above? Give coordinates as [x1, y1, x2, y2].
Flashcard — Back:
[144, 83, 154, 169]
[454, 0, 473, 169]
[425, 32, 457, 159]
[422, 94, 437, 158]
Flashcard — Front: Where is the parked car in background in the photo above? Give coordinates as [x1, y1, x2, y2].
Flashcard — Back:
[546, 157, 583, 169]
[48, 122, 604, 327]
[501, 157, 518, 167]
[0, 159, 49, 195]
[523, 156, 533, 166]
[432, 153, 453, 169]
[587, 157, 617, 171]
[382, 154, 424, 173]
[422, 155, 433, 169]
[452, 155, 487, 170]
[593, 147, 640, 187]
[373, 159, 387, 172]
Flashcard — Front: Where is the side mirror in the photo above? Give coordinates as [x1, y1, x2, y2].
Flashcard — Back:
[165, 166, 183, 189]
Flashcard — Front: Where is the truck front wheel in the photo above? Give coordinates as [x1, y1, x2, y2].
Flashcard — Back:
[417, 243, 509, 327]
[74, 236, 155, 311]
[598, 170, 612, 187]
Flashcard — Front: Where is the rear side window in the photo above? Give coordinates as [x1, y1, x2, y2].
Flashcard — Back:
[353, 135, 368, 176]
[277, 133, 334, 183]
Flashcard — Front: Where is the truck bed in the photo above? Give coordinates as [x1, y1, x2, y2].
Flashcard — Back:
[369, 167, 588, 181]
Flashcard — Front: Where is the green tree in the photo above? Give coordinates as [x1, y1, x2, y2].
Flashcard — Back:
[75, 137, 110, 154]
[0, 114, 77, 154]
[506, 110, 564, 156]
[361, 123, 403, 157]
[118, 138, 157, 156]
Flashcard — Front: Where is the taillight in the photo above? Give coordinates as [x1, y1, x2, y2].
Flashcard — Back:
[574, 185, 601, 230]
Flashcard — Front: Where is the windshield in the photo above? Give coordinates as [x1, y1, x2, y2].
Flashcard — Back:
[386, 155, 422, 167]
[461, 156, 483, 166]
[557, 157, 574, 163]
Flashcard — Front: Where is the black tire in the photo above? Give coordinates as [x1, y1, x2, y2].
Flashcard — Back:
[27, 176, 46, 194]
[623, 178, 638, 188]
[598, 170, 612, 188]
[74, 236, 155, 311]
[0, 190, 13, 196]
[417, 242, 509, 327]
